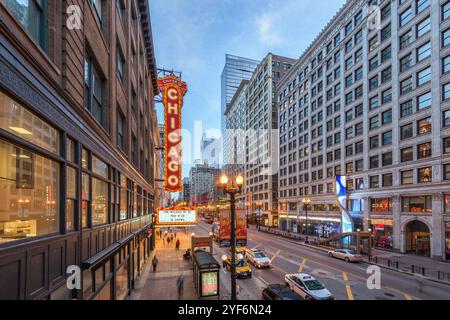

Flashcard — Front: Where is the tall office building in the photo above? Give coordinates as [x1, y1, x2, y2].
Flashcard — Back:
[277, 0, 450, 261]
[200, 133, 220, 168]
[244, 53, 296, 227]
[189, 164, 221, 205]
[0, 0, 159, 299]
[221, 55, 259, 165]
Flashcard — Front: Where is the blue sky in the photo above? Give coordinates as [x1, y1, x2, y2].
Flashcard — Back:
[149, 0, 346, 177]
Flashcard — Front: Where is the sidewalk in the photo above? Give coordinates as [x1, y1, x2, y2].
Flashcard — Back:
[130, 230, 198, 300]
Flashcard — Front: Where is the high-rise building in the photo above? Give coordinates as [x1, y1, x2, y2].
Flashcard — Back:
[244, 53, 296, 227]
[189, 164, 220, 206]
[200, 133, 220, 168]
[181, 177, 191, 204]
[277, 0, 450, 261]
[221, 55, 259, 165]
[0, 0, 159, 299]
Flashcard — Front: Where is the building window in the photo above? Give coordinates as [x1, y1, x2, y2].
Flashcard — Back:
[417, 0, 430, 14]
[401, 147, 413, 162]
[370, 176, 380, 189]
[400, 54, 413, 72]
[418, 167, 432, 183]
[400, 30, 413, 50]
[85, 56, 105, 127]
[444, 164, 450, 180]
[401, 170, 414, 185]
[4, 0, 48, 51]
[92, 177, 108, 225]
[400, 8, 413, 27]
[0, 92, 60, 153]
[417, 92, 432, 110]
[116, 0, 125, 18]
[417, 142, 432, 159]
[417, 117, 431, 135]
[443, 1, 450, 21]
[401, 100, 413, 117]
[443, 28, 450, 47]
[416, 17, 431, 38]
[402, 196, 432, 213]
[444, 56, 450, 73]
[117, 111, 125, 151]
[371, 198, 391, 212]
[417, 67, 431, 86]
[444, 110, 450, 128]
[382, 173, 393, 187]
[90, 0, 103, 24]
[417, 42, 431, 62]
[382, 131, 392, 146]
[0, 139, 60, 243]
[445, 137, 450, 154]
[444, 83, 450, 100]
[401, 123, 413, 140]
[66, 166, 77, 232]
[116, 46, 125, 83]
[382, 152, 392, 166]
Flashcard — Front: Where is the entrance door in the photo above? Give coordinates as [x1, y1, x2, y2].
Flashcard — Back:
[405, 220, 431, 257]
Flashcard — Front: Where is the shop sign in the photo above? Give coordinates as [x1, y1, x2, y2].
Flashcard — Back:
[157, 75, 188, 192]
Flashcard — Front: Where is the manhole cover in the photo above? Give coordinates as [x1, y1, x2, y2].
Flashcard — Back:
[384, 293, 395, 298]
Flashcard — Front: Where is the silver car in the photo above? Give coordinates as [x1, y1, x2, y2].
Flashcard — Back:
[328, 249, 363, 262]
[285, 273, 334, 300]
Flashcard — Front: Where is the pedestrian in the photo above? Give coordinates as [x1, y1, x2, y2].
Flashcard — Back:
[177, 275, 184, 300]
[162, 237, 165, 246]
[152, 256, 159, 272]
[167, 237, 171, 245]
[415, 273, 426, 293]
[171, 234, 174, 242]
[176, 239, 180, 250]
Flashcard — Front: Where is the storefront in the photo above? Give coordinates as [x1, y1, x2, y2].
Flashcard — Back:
[370, 219, 393, 250]
[297, 216, 341, 238]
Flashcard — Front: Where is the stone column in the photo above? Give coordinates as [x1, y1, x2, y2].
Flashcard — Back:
[363, 196, 370, 231]
[431, 193, 444, 260]
[392, 195, 402, 253]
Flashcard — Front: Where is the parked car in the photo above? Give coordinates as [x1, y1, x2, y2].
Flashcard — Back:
[285, 273, 334, 300]
[245, 248, 271, 268]
[262, 284, 304, 300]
[328, 249, 363, 262]
[224, 257, 252, 279]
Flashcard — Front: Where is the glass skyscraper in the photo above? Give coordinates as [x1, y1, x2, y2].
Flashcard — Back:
[221, 54, 259, 165]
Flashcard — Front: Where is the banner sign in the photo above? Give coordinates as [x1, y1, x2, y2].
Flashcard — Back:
[157, 75, 188, 192]
[157, 210, 198, 226]
[219, 210, 231, 241]
[236, 209, 247, 241]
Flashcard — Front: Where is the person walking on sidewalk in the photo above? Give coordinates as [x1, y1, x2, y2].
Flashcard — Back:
[176, 239, 180, 250]
[177, 274, 184, 300]
[152, 256, 159, 272]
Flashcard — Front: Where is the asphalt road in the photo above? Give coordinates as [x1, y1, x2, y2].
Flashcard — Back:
[190, 222, 450, 300]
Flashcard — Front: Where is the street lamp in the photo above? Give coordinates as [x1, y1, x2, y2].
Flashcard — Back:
[219, 173, 244, 301]
[255, 201, 263, 231]
[302, 199, 311, 244]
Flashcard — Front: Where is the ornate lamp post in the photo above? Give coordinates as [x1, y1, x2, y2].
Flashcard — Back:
[302, 199, 311, 244]
[256, 201, 263, 231]
[219, 173, 244, 301]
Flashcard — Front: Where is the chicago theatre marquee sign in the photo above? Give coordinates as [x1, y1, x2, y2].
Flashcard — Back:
[158, 75, 188, 192]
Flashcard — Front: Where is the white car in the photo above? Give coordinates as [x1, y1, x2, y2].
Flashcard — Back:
[245, 248, 271, 268]
[328, 249, 363, 262]
[285, 273, 334, 300]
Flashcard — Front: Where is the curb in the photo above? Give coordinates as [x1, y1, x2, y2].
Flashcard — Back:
[258, 230, 450, 286]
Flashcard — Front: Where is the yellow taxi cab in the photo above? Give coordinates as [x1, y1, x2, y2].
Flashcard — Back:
[224, 257, 252, 279]
[230, 246, 247, 255]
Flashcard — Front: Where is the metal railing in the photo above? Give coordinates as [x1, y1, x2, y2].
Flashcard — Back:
[368, 255, 450, 283]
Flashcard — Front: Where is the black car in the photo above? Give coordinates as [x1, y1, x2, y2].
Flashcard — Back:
[262, 284, 304, 300]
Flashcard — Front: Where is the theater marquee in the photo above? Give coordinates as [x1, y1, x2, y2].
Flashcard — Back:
[158, 75, 187, 192]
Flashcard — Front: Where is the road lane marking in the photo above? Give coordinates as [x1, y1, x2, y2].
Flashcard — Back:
[342, 272, 349, 282]
[253, 244, 261, 249]
[298, 258, 306, 273]
[404, 294, 413, 300]
[342, 272, 354, 300]
[270, 250, 282, 263]
[345, 285, 354, 300]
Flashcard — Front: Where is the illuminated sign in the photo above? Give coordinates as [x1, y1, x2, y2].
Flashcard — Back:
[158, 75, 188, 192]
[157, 210, 198, 226]
[335, 176, 353, 234]
[201, 272, 218, 297]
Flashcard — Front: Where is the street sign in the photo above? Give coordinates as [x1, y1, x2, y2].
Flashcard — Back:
[157, 209, 198, 226]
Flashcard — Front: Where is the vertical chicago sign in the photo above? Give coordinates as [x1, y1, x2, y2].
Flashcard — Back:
[158, 75, 188, 192]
